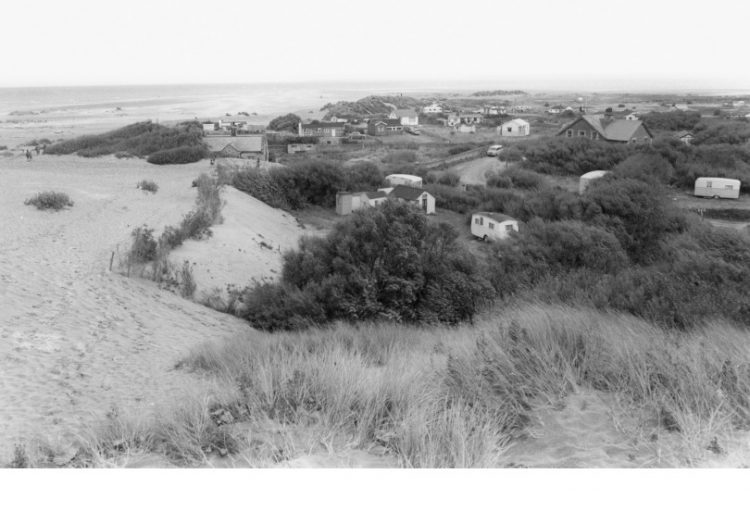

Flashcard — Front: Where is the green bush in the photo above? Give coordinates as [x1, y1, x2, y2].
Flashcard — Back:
[24, 191, 74, 210]
[128, 226, 158, 263]
[448, 144, 473, 155]
[382, 150, 417, 164]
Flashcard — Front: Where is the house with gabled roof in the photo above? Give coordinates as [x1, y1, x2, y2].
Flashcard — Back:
[298, 121, 346, 138]
[388, 109, 419, 126]
[204, 135, 268, 160]
[675, 131, 694, 146]
[384, 185, 435, 214]
[368, 118, 403, 136]
[557, 115, 653, 145]
[336, 190, 389, 215]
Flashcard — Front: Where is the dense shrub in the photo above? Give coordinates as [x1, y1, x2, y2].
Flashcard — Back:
[639, 111, 702, 131]
[237, 202, 494, 330]
[267, 113, 302, 133]
[613, 152, 674, 184]
[437, 173, 461, 186]
[24, 191, 74, 210]
[147, 145, 206, 165]
[45, 121, 206, 162]
[692, 120, 750, 145]
[128, 226, 158, 263]
[520, 137, 633, 175]
[498, 146, 523, 162]
[502, 168, 546, 190]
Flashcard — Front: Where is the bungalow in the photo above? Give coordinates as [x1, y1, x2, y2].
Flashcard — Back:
[557, 115, 653, 145]
[298, 121, 346, 144]
[497, 118, 530, 137]
[625, 113, 639, 121]
[675, 131, 694, 146]
[422, 103, 443, 114]
[367, 119, 403, 136]
[458, 112, 484, 124]
[288, 143, 315, 154]
[482, 105, 504, 116]
[388, 109, 419, 126]
[470, 212, 519, 241]
[298, 121, 346, 137]
[386, 185, 435, 214]
[205, 135, 268, 160]
[202, 122, 217, 133]
[547, 105, 566, 114]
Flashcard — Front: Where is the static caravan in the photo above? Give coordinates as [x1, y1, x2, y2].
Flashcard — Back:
[471, 212, 519, 241]
[578, 170, 610, 194]
[694, 177, 741, 199]
[385, 174, 423, 188]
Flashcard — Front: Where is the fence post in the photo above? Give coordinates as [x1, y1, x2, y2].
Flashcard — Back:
[109, 251, 115, 272]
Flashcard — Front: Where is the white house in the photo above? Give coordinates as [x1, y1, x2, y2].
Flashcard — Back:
[675, 131, 694, 146]
[422, 103, 443, 114]
[578, 170, 610, 194]
[471, 212, 519, 241]
[458, 112, 484, 124]
[445, 113, 461, 127]
[694, 177, 741, 199]
[385, 174, 423, 188]
[202, 122, 216, 133]
[389, 109, 419, 126]
[497, 118, 530, 137]
[625, 113, 639, 121]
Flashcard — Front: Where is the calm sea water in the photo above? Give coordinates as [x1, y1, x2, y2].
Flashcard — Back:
[0, 81, 496, 117]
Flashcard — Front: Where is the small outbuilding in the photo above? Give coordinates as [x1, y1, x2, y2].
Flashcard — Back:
[336, 190, 388, 215]
[471, 212, 519, 241]
[497, 118, 530, 137]
[578, 170, 610, 194]
[694, 177, 741, 199]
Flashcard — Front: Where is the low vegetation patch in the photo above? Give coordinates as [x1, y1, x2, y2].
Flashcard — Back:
[24, 191, 74, 211]
[136, 180, 159, 193]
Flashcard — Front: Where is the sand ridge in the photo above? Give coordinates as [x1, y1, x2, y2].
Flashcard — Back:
[0, 154, 261, 462]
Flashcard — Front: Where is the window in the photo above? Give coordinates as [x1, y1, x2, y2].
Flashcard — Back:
[507, 127, 512, 132]
[478, 217, 484, 225]
[505, 224, 514, 232]
[488, 222, 495, 230]
[725, 185, 734, 190]
[578, 130, 586, 137]
[474, 217, 480, 225]
[566, 130, 573, 137]
[706, 181, 712, 188]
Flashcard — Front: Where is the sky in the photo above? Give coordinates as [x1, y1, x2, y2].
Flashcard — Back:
[2, 0, 749, 90]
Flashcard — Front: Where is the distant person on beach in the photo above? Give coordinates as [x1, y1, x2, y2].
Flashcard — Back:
[25, 150, 32, 161]
[35, 146, 40, 155]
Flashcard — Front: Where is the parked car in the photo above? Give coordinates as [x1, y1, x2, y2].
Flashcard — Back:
[486, 144, 503, 156]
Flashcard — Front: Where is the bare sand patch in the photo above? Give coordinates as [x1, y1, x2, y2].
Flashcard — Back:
[0, 154, 257, 463]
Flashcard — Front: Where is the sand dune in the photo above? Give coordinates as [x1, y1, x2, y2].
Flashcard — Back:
[169, 186, 307, 300]
[0, 154, 260, 463]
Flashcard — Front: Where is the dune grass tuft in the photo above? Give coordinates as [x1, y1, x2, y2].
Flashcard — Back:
[24, 191, 74, 211]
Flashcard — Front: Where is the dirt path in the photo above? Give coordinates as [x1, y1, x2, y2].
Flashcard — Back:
[0, 154, 255, 462]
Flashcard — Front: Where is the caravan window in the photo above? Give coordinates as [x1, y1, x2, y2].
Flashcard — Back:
[706, 181, 712, 188]
[505, 224, 514, 232]
[726, 184, 734, 190]
[478, 217, 484, 226]
[488, 222, 495, 230]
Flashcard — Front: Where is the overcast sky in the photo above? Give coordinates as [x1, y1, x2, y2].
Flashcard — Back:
[2, 0, 748, 90]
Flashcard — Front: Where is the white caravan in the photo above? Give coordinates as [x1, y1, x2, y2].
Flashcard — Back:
[694, 177, 741, 199]
[385, 174, 423, 188]
[471, 212, 519, 241]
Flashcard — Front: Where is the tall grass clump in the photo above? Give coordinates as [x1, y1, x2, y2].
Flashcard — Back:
[78, 303, 750, 467]
[24, 191, 74, 211]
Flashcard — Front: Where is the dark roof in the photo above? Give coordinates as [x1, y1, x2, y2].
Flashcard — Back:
[365, 190, 388, 200]
[676, 131, 694, 138]
[369, 119, 401, 126]
[390, 185, 428, 201]
[557, 115, 652, 141]
[301, 122, 346, 129]
[474, 211, 516, 223]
